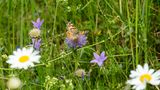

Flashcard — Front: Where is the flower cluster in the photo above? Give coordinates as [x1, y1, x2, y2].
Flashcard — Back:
[6, 18, 43, 70]
[29, 18, 44, 50]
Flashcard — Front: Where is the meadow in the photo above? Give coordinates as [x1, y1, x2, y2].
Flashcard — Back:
[0, 0, 160, 90]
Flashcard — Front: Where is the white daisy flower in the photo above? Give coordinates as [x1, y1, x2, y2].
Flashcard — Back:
[127, 63, 160, 90]
[6, 47, 41, 69]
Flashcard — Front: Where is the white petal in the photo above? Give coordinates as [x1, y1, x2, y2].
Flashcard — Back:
[152, 70, 160, 78]
[137, 65, 144, 73]
[148, 69, 154, 75]
[13, 51, 18, 55]
[143, 63, 149, 73]
[130, 70, 139, 78]
[32, 51, 39, 55]
[144, 63, 148, 70]
[26, 47, 34, 54]
[22, 48, 27, 52]
[30, 56, 41, 63]
[23, 66, 28, 69]
[149, 80, 160, 85]
[127, 78, 140, 85]
[136, 84, 146, 90]
[30, 63, 34, 67]
[17, 49, 22, 53]
[10, 65, 17, 68]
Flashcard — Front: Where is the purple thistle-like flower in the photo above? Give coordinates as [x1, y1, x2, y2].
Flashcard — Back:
[77, 35, 87, 47]
[32, 38, 41, 50]
[65, 38, 77, 48]
[32, 18, 44, 30]
[65, 34, 87, 48]
[90, 51, 107, 67]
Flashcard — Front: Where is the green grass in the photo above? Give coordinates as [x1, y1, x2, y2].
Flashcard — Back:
[0, 0, 160, 89]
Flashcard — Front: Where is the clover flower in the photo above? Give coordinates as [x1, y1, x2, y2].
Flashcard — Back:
[29, 18, 43, 50]
[90, 51, 107, 67]
[127, 63, 160, 90]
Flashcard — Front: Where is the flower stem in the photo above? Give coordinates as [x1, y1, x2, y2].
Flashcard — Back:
[156, 85, 160, 90]
[135, 0, 139, 65]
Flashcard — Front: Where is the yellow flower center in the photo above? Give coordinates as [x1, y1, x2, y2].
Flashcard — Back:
[19, 56, 29, 63]
[140, 74, 152, 83]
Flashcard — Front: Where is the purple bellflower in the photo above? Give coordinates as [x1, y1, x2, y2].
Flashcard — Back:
[32, 18, 44, 30]
[65, 34, 87, 48]
[90, 51, 107, 67]
[32, 38, 41, 50]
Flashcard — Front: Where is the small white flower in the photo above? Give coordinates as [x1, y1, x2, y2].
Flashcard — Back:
[6, 47, 41, 69]
[127, 63, 160, 90]
[7, 77, 22, 89]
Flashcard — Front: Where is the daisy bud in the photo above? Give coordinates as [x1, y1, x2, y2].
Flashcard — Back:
[7, 77, 22, 89]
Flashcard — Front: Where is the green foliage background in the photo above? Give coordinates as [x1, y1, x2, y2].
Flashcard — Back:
[0, 0, 160, 89]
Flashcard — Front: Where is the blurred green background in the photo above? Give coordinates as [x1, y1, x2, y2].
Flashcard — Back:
[0, 0, 160, 89]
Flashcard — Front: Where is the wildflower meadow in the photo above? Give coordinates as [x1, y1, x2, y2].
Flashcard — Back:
[0, 0, 160, 90]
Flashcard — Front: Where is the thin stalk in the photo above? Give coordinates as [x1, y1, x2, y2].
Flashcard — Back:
[20, 0, 24, 47]
[126, 0, 135, 68]
[95, 0, 99, 50]
[156, 85, 160, 90]
[49, 1, 59, 59]
[8, 0, 11, 50]
[119, 0, 122, 15]
[135, 0, 139, 65]
[144, 0, 148, 62]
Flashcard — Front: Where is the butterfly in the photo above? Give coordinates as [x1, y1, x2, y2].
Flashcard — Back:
[66, 22, 88, 41]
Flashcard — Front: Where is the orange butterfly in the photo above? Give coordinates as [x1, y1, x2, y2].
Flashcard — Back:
[66, 22, 88, 41]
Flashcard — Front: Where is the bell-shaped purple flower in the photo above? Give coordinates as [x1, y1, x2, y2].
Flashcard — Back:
[32, 18, 44, 30]
[90, 51, 107, 67]
[32, 38, 41, 50]
[65, 34, 87, 48]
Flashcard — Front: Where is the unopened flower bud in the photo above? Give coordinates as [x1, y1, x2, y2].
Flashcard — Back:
[7, 77, 22, 89]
